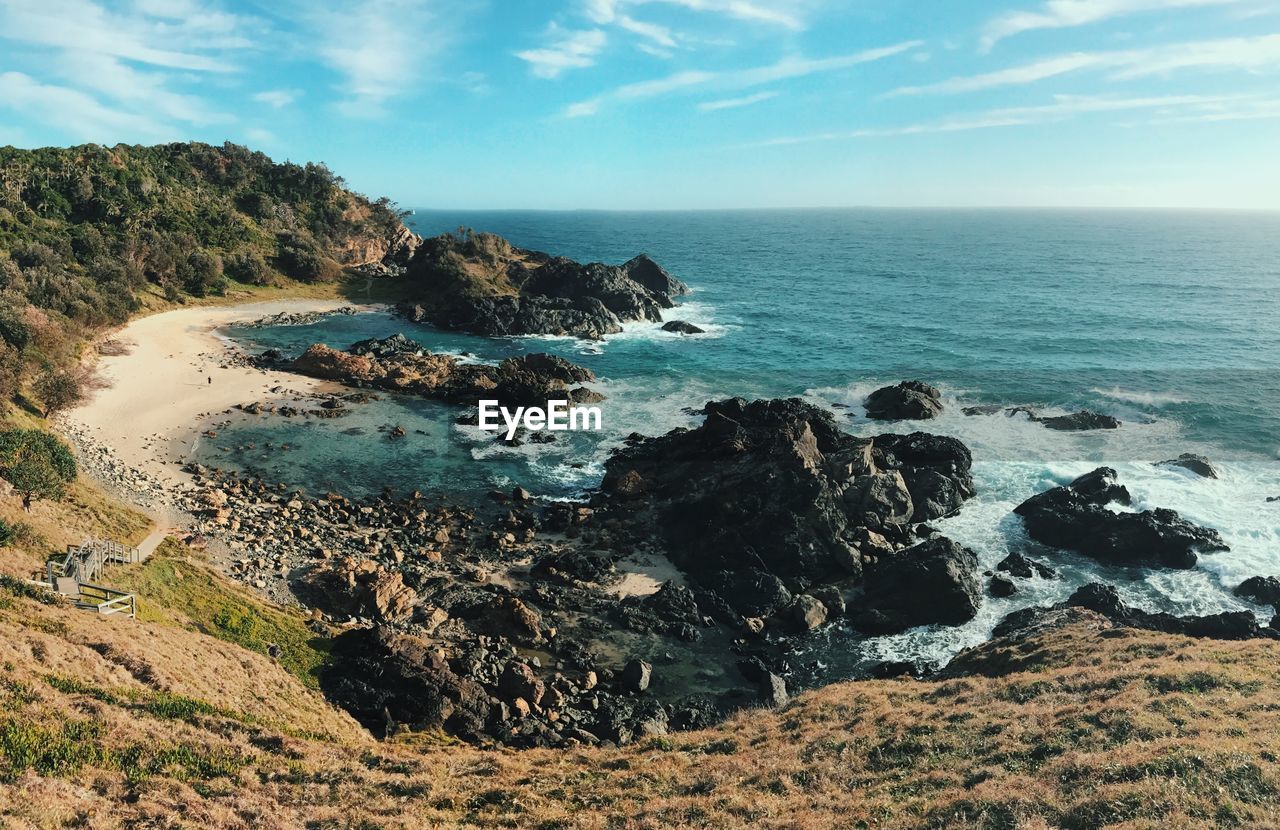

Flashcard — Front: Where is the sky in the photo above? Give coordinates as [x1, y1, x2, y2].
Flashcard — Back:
[1, 0, 1279, 209]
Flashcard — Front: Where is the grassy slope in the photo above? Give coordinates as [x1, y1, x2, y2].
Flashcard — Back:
[2, 552, 1280, 830]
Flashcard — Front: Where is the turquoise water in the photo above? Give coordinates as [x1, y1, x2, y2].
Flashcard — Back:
[203, 208, 1280, 669]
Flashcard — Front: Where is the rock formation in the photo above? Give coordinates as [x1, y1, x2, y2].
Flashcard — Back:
[864, 381, 943, 421]
[396, 230, 689, 339]
[1014, 467, 1227, 569]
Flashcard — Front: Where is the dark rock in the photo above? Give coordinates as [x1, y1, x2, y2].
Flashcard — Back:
[1234, 576, 1280, 609]
[661, 320, 705, 335]
[397, 232, 688, 340]
[598, 398, 974, 616]
[1157, 453, 1219, 479]
[868, 661, 927, 679]
[759, 672, 788, 707]
[321, 628, 492, 740]
[1065, 583, 1263, 640]
[1037, 410, 1120, 431]
[995, 551, 1056, 580]
[864, 380, 943, 421]
[620, 659, 652, 693]
[988, 574, 1017, 597]
[499, 661, 546, 707]
[857, 536, 982, 634]
[1014, 467, 1227, 569]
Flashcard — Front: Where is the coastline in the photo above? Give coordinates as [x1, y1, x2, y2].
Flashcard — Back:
[63, 298, 354, 492]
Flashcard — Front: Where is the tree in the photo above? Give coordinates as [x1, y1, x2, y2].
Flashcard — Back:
[33, 368, 84, 418]
[178, 249, 225, 296]
[0, 343, 20, 408]
[0, 429, 77, 511]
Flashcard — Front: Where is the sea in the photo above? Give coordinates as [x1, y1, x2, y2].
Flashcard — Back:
[197, 208, 1280, 676]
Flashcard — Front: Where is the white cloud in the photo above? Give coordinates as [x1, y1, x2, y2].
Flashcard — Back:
[890, 33, 1280, 96]
[253, 89, 301, 108]
[746, 92, 1255, 145]
[308, 0, 451, 116]
[568, 40, 921, 115]
[517, 27, 608, 78]
[982, 0, 1248, 51]
[0, 0, 254, 71]
[588, 0, 811, 29]
[0, 71, 174, 140]
[617, 14, 676, 47]
[698, 90, 777, 110]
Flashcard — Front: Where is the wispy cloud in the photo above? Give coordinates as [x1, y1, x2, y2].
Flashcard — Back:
[517, 26, 608, 78]
[890, 33, 1280, 96]
[568, 40, 922, 116]
[981, 0, 1250, 51]
[746, 92, 1254, 146]
[588, 0, 810, 30]
[0, 71, 173, 141]
[310, 0, 451, 116]
[698, 90, 777, 110]
[0, 0, 255, 141]
[253, 89, 301, 109]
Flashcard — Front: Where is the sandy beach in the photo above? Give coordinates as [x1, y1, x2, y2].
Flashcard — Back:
[64, 299, 352, 489]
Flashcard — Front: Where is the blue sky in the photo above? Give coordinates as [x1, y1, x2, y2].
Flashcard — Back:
[1, 0, 1278, 209]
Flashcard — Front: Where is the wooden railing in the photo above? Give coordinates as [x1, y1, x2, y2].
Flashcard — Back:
[75, 583, 137, 619]
[44, 537, 143, 621]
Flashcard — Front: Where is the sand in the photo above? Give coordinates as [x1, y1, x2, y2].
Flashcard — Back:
[64, 299, 350, 488]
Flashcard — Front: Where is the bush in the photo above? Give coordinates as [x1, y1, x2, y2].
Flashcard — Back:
[223, 249, 275, 286]
[0, 429, 78, 510]
[0, 519, 14, 547]
[178, 249, 225, 297]
[275, 233, 341, 282]
[32, 368, 84, 417]
[0, 343, 19, 407]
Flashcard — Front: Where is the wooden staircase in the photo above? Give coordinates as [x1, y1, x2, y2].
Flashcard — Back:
[46, 538, 142, 619]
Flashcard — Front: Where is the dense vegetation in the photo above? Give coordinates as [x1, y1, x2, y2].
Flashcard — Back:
[0, 142, 405, 407]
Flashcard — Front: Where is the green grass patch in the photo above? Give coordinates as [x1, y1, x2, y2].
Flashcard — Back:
[111, 538, 331, 687]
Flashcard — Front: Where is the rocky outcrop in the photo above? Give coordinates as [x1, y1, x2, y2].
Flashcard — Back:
[289, 336, 600, 409]
[598, 398, 975, 620]
[1157, 453, 1219, 479]
[1036, 410, 1120, 431]
[864, 381, 943, 421]
[1014, 467, 1227, 569]
[996, 551, 1056, 580]
[853, 537, 982, 634]
[1235, 576, 1280, 608]
[397, 230, 689, 340]
[661, 320, 704, 335]
[994, 583, 1272, 641]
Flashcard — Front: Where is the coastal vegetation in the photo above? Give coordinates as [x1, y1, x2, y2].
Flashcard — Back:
[0, 428, 77, 510]
[0, 142, 409, 409]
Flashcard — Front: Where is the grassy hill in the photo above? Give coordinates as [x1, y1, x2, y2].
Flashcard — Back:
[1, 466, 1278, 829]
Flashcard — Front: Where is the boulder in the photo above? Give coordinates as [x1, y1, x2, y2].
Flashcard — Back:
[864, 381, 943, 421]
[1014, 467, 1227, 569]
[620, 659, 652, 693]
[661, 320, 705, 335]
[995, 551, 1056, 580]
[988, 574, 1017, 597]
[789, 595, 828, 632]
[856, 536, 982, 634]
[1234, 576, 1280, 609]
[1157, 453, 1219, 479]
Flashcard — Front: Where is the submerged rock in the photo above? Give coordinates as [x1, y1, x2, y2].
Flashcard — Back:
[864, 380, 943, 421]
[1157, 453, 1219, 479]
[661, 320, 705, 335]
[1037, 410, 1120, 431]
[996, 551, 1056, 580]
[1013, 467, 1227, 569]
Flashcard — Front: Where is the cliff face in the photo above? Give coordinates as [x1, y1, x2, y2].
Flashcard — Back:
[396, 229, 689, 339]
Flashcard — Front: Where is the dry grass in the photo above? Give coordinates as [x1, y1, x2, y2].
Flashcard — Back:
[2, 565, 1280, 830]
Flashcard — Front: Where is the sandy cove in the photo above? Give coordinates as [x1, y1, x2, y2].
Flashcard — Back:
[64, 299, 352, 490]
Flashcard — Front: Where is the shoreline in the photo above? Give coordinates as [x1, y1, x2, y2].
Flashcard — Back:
[63, 298, 356, 492]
